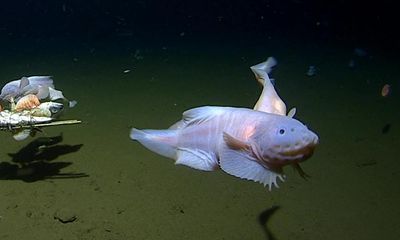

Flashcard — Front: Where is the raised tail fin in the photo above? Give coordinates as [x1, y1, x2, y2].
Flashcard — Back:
[250, 57, 277, 84]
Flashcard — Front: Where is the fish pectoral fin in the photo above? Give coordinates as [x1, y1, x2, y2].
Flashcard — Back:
[36, 86, 50, 99]
[223, 132, 265, 161]
[219, 145, 285, 190]
[223, 132, 250, 151]
[176, 148, 218, 171]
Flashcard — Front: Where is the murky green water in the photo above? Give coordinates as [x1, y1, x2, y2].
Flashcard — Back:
[0, 35, 399, 239]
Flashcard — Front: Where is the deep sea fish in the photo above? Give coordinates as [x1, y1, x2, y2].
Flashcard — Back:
[130, 58, 319, 190]
[0, 76, 77, 107]
[0, 76, 54, 101]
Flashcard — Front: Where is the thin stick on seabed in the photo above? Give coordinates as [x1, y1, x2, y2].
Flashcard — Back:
[0, 120, 82, 131]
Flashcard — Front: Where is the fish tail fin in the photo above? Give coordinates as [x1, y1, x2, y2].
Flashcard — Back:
[130, 128, 177, 159]
[250, 56, 277, 75]
[250, 57, 277, 85]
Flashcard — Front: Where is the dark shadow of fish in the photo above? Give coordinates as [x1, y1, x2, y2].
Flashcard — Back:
[258, 205, 280, 240]
[0, 134, 87, 182]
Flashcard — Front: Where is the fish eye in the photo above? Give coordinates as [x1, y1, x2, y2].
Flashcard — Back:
[279, 129, 285, 135]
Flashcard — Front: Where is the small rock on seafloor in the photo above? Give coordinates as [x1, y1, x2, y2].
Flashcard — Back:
[54, 208, 77, 223]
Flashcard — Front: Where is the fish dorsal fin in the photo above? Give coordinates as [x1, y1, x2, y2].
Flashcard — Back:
[19, 77, 30, 89]
[182, 106, 225, 126]
[287, 107, 296, 118]
[219, 136, 285, 190]
[250, 59, 287, 115]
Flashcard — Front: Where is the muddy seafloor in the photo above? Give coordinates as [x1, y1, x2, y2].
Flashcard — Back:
[0, 35, 399, 240]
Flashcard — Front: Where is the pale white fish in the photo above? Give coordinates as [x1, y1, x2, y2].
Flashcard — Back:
[250, 58, 287, 115]
[0, 76, 54, 101]
[0, 76, 77, 108]
[131, 106, 319, 190]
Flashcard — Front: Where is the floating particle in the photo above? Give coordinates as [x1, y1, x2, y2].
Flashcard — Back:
[381, 84, 391, 97]
[306, 65, 317, 77]
[123, 69, 131, 74]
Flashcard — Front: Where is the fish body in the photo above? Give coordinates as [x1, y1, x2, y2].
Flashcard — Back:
[0, 76, 54, 101]
[0, 76, 77, 108]
[131, 57, 319, 190]
[131, 106, 318, 189]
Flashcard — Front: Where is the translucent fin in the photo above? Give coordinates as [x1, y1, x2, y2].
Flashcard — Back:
[182, 106, 225, 126]
[169, 120, 185, 130]
[219, 143, 285, 190]
[176, 148, 218, 171]
[250, 58, 287, 115]
[36, 86, 50, 99]
[48, 87, 65, 100]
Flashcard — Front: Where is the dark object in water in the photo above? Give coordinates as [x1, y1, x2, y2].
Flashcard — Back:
[381, 123, 391, 134]
[258, 205, 280, 240]
[356, 160, 377, 168]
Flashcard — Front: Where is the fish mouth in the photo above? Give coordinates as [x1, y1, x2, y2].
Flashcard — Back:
[272, 136, 319, 161]
[281, 144, 316, 159]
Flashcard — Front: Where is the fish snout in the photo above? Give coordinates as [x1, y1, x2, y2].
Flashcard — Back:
[301, 129, 319, 146]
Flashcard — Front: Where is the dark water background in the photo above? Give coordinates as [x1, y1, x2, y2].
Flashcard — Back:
[0, 1, 399, 239]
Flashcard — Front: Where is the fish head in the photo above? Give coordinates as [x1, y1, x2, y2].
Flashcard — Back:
[0, 83, 20, 101]
[40, 102, 64, 114]
[33, 102, 64, 117]
[258, 116, 319, 166]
